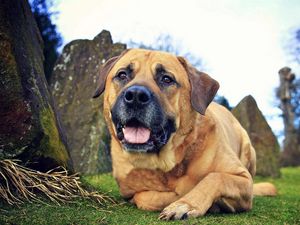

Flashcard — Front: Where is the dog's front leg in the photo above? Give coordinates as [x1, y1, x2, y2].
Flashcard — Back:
[159, 170, 253, 220]
[133, 191, 179, 211]
[132, 174, 197, 211]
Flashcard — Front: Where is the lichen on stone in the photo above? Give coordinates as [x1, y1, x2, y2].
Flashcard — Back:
[39, 106, 69, 167]
[49, 30, 125, 174]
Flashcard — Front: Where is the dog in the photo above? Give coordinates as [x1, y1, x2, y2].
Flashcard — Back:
[93, 49, 276, 220]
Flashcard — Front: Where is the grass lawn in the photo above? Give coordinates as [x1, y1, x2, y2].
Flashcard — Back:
[1, 167, 299, 225]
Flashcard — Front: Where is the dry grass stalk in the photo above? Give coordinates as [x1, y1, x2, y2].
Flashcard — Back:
[0, 159, 114, 206]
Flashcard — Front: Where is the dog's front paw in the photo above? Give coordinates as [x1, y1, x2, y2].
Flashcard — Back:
[159, 201, 203, 220]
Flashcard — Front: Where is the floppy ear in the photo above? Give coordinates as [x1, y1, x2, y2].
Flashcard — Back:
[177, 57, 219, 115]
[93, 49, 129, 98]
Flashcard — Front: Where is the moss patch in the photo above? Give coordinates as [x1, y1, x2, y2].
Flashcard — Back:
[39, 106, 69, 167]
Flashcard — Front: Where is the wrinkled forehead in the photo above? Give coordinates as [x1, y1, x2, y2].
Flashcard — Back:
[110, 49, 187, 79]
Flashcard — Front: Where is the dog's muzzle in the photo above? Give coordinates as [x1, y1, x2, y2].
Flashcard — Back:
[111, 85, 176, 153]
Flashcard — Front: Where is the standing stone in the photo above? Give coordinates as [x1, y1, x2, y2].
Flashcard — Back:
[278, 67, 300, 166]
[232, 95, 281, 177]
[0, 0, 72, 171]
[50, 30, 126, 174]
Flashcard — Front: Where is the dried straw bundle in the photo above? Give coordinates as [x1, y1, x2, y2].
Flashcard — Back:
[0, 159, 113, 206]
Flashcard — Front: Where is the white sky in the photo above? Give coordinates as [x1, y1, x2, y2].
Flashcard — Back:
[54, 0, 300, 140]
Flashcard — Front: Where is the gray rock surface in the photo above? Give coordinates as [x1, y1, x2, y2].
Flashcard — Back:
[232, 95, 281, 177]
[0, 0, 72, 171]
[50, 30, 126, 174]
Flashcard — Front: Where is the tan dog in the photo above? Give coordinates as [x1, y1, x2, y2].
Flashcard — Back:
[93, 49, 276, 220]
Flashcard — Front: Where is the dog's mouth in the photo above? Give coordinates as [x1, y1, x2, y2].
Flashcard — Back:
[115, 118, 175, 153]
[122, 120, 151, 144]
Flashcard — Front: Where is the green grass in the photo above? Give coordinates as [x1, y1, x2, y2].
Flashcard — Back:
[1, 167, 299, 225]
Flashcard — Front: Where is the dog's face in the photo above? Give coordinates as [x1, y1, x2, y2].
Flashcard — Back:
[93, 49, 219, 154]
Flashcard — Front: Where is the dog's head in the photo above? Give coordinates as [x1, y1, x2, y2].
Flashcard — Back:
[93, 49, 219, 154]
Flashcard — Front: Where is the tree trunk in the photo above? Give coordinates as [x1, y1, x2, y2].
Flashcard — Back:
[278, 67, 300, 166]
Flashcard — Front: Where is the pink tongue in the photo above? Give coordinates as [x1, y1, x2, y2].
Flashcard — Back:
[123, 127, 151, 144]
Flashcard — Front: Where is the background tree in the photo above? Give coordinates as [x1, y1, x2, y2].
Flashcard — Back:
[214, 95, 232, 110]
[128, 34, 203, 69]
[277, 27, 300, 166]
[290, 29, 300, 132]
[277, 67, 300, 166]
[30, 0, 62, 82]
[289, 29, 300, 64]
[290, 77, 300, 132]
[285, 28, 300, 130]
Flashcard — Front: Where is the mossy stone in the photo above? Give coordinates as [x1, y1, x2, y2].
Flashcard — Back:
[50, 30, 126, 174]
[0, 0, 72, 171]
[232, 95, 281, 177]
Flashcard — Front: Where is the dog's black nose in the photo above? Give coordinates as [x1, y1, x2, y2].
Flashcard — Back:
[124, 85, 152, 105]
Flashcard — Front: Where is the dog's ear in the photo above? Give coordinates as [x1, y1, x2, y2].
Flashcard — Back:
[177, 56, 219, 115]
[93, 49, 129, 98]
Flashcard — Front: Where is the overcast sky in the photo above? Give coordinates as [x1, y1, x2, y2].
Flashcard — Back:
[53, 0, 300, 139]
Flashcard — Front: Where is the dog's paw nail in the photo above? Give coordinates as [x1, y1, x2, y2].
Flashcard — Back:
[158, 212, 166, 220]
[159, 211, 174, 220]
[159, 202, 204, 220]
[159, 202, 193, 220]
[180, 213, 188, 220]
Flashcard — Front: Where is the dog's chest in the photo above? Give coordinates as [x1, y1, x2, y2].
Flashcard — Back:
[121, 163, 187, 194]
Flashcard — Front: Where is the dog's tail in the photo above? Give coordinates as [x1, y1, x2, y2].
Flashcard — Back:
[253, 182, 277, 196]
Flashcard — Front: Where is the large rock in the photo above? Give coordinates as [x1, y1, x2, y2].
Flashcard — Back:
[50, 30, 126, 174]
[0, 0, 72, 171]
[232, 95, 281, 177]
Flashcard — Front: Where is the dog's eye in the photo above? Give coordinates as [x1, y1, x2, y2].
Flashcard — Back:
[161, 75, 174, 85]
[116, 71, 128, 81]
